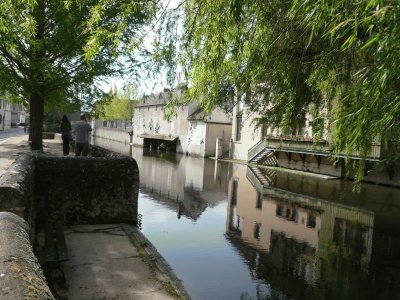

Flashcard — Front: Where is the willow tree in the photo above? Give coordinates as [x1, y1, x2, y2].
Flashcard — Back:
[0, 0, 156, 150]
[156, 0, 400, 181]
[291, 0, 400, 180]
[156, 0, 331, 141]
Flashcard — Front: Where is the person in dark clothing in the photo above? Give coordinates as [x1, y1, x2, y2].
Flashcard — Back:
[60, 115, 72, 155]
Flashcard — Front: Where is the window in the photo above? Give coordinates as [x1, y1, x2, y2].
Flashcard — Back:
[283, 119, 307, 137]
[333, 218, 368, 254]
[236, 115, 242, 141]
[138, 116, 142, 129]
[307, 213, 317, 228]
[261, 123, 268, 138]
[238, 94, 245, 113]
[276, 204, 284, 217]
[298, 124, 306, 137]
[253, 223, 261, 240]
[256, 191, 262, 209]
[231, 178, 238, 205]
[153, 117, 159, 133]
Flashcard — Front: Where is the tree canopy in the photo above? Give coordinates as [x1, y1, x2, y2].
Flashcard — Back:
[92, 83, 139, 121]
[156, 0, 400, 181]
[0, 0, 157, 150]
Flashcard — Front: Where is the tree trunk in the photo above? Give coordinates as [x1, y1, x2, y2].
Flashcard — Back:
[28, 0, 45, 152]
[29, 93, 44, 151]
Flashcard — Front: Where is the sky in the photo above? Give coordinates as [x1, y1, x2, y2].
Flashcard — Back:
[99, 0, 181, 97]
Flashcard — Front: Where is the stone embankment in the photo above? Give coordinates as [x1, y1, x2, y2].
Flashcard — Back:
[0, 134, 189, 299]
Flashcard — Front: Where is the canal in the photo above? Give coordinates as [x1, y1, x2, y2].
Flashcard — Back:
[93, 137, 400, 300]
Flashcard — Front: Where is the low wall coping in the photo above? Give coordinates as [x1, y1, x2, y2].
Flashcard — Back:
[0, 212, 54, 299]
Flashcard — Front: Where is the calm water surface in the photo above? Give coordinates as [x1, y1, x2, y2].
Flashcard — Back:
[93, 138, 400, 300]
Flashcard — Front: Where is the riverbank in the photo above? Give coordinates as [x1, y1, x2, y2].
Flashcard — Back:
[210, 156, 339, 180]
[0, 135, 189, 300]
[94, 136, 400, 299]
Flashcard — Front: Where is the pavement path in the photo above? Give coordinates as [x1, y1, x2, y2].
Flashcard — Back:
[0, 132, 31, 177]
[0, 130, 63, 177]
[0, 132, 187, 300]
[55, 224, 180, 300]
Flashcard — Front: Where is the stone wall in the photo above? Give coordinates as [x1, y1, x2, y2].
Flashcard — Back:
[0, 145, 140, 298]
[89, 144, 128, 158]
[35, 155, 139, 226]
[0, 155, 36, 230]
[0, 212, 54, 300]
[92, 125, 132, 144]
[277, 154, 344, 178]
[276, 153, 400, 187]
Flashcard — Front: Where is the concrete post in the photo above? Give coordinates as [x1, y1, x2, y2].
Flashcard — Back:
[215, 137, 222, 159]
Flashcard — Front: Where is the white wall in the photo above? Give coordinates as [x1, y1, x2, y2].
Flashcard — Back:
[132, 104, 191, 154]
[206, 107, 232, 123]
[132, 101, 232, 157]
[0, 100, 12, 131]
[205, 123, 232, 157]
[231, 104, 262, 161]
[92, 121, 131, 144]
[187, 116, 232, 157]
[187, 120, 206, 156]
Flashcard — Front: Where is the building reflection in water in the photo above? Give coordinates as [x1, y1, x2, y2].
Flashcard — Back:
[92, 137, 230, 220]
[92, 137, 400, 299]
[136, 148, 230, 220]
[225, 164, 400, 299]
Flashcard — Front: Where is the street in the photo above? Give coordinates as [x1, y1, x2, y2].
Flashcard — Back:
[0, 127, 27, 144]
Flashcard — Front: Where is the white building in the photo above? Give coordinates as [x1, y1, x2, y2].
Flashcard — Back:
[0, 98, 12, 131]
[187, 107, 232, 157]
[11, 102, 28, 127]
[132, 88, 232, 157]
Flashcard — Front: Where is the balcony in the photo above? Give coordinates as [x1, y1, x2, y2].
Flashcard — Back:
[262, 135, 383, 161]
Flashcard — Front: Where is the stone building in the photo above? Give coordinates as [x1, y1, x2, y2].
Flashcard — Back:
[132, 88, 232, 157]
[230, 97, 395, 184]
[0, 98, 12, 131]
[11, 102, 28, 127]
[226, 164, 375, 290]
[0, 96, 28, 131]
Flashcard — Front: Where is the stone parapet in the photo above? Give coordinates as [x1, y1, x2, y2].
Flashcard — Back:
[0, 155, 36, 230]
[35, 155, 139, 225]
[0, 144, 141, 298]
[0, 212, 54, 299]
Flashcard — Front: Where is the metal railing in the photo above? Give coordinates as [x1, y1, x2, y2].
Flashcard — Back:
[246, 167, 268, 192]
[265, 138, 330, 154]
[248, 140, 267, 161]
[248, 135, 383, 162]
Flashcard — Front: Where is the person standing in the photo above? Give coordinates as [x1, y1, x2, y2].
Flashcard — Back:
[60, 115, 72, 155]
[73, 113, 92, 157]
